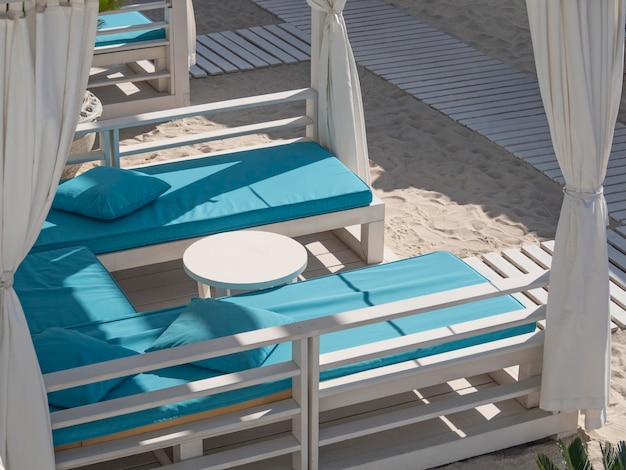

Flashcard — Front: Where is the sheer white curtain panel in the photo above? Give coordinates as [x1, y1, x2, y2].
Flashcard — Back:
[306, 0, 370, 185]
[526, 0, 625, 429]
[0, 1, 98, 468]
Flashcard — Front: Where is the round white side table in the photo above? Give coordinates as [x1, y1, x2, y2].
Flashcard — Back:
[183, 230, 308, 298]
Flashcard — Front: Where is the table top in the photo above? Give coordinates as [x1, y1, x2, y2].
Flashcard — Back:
[183, 230, 308, 291]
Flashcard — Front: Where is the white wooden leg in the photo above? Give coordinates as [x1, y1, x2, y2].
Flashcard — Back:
[517, 359, 542, 408]
[361, 219, 385, 264]
[197, 281, 211, 298]
[291, 339, 308, 470]
[333, 220, 385, 265]
[173, 440, 203, 462]
[213, 286, 229, 298]
[308, 337, 320, 470]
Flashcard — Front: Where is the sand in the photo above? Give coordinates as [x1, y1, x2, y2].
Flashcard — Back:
[120, 0, 625, 466]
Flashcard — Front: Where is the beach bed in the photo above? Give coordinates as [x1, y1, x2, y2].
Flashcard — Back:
[38, 87, 385, 271]
[15, 241, 577, 469]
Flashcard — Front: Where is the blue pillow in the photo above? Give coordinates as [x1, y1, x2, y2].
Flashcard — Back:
[53, 166, 170, 220]
[33, 327, 139, 408]
[146, 298, 294, 373]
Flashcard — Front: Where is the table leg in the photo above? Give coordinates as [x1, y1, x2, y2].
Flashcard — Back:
[197, 282, 211, 298]
[213, 286, 230, 298]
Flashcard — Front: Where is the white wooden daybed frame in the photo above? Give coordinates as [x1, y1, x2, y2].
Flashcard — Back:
[48, 270, 578, 470]
[70, 87, 386, 271]
[91, 0, 191, 119]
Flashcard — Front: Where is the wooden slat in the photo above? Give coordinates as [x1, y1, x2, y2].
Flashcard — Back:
[209, 32, 271, 68]
[197, 35, 255, 71]
[319, 377, 540, 446]
[55, 399, 300, 470]
[237, 28, 299, 64]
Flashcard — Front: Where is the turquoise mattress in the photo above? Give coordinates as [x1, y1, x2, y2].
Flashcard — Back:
[34, 142, 373, 254]
[19, 248, 533, 447]
[15, 246, 136, 335]
[96, 11, 166, 48]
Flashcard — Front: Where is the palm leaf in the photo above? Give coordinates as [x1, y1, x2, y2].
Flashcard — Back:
[561, 437, 593, 470]
[611, 441, 626, 470]
[536, 452, 564, 470]
[602, 441, 617, 470]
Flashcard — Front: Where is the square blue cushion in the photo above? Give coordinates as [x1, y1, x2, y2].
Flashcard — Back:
[53, 166, 171, 220]
[33, 327, 139, 408]
[146, 298, 294, 373]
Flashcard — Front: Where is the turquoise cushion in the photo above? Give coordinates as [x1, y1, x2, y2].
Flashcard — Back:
[96, 11, 166, 47]
[147, 298, 294, 373]
[35, 141, 372, 254]
[15, 246, 137, 335]
[33, 328, 139, 408]
[53, 167, 171, 220]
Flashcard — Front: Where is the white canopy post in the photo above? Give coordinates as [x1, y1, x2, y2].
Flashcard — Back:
[306, 0, 371, 185]
[0, 1, 98, 468]
[186, 0, 196, 67]
[526, 0, 625, 429]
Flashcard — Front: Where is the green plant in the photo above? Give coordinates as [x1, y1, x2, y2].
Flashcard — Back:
[98, 0, 125, 12]
[536, 436, 626, 470]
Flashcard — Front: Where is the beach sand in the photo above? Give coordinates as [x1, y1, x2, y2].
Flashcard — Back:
[118, 0, 626, 467]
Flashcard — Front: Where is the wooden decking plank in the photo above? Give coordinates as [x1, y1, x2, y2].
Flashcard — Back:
[355, 40, 478, 65]
[189, 64, 207, 79]
[418, 76, 537, 101]
[237, 28, 300, 64]
[197, 35, 256, 71]
[520, 244, 552, 269]
[506, 138, 556, 153]
[402, 68, 523, 96]
[450, 102, 545, 123]
[345, 8, 411, 26]
[514, 146, 558, 160]
[277, 23, 311, 44]
[221, 30, 283, 66]
[608, 200, 626, 214]
[194, 40, 239, 74]
[347, 17, 421, 36]
[501, 249, 545, 274]
[524, 154, 558, 165]
[462, 256, 504, 280]
[249, 25, 310, 61]
[605, 173, 626, 188]
[606, 192, 626, 204]
[210, 32, 272, 68]
[461, 107, 547, 128]
[607, 154, 626, 171]
[470, 114, 549, 135]
[462, 256, 536, 308]
[481, 252, 527, 278]
[495, 131, 553, 147]
[424, 81, 540, 108]
[190, 53, 224, 76]
[264, 24, 311, 55]
[441, 94, 545, 116]
[358, 43, 487, 72]
[384, 59, 509, 83]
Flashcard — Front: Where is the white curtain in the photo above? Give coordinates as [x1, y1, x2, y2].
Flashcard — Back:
[0, 1, 98, 468]
[306, 0, 370, 185]
[526, 0, 624, 429]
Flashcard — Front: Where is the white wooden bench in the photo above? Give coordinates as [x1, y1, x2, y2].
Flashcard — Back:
[65, 87, 385, 271]
[90, 0, 191, 118]
[49, 270, 577, 470]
